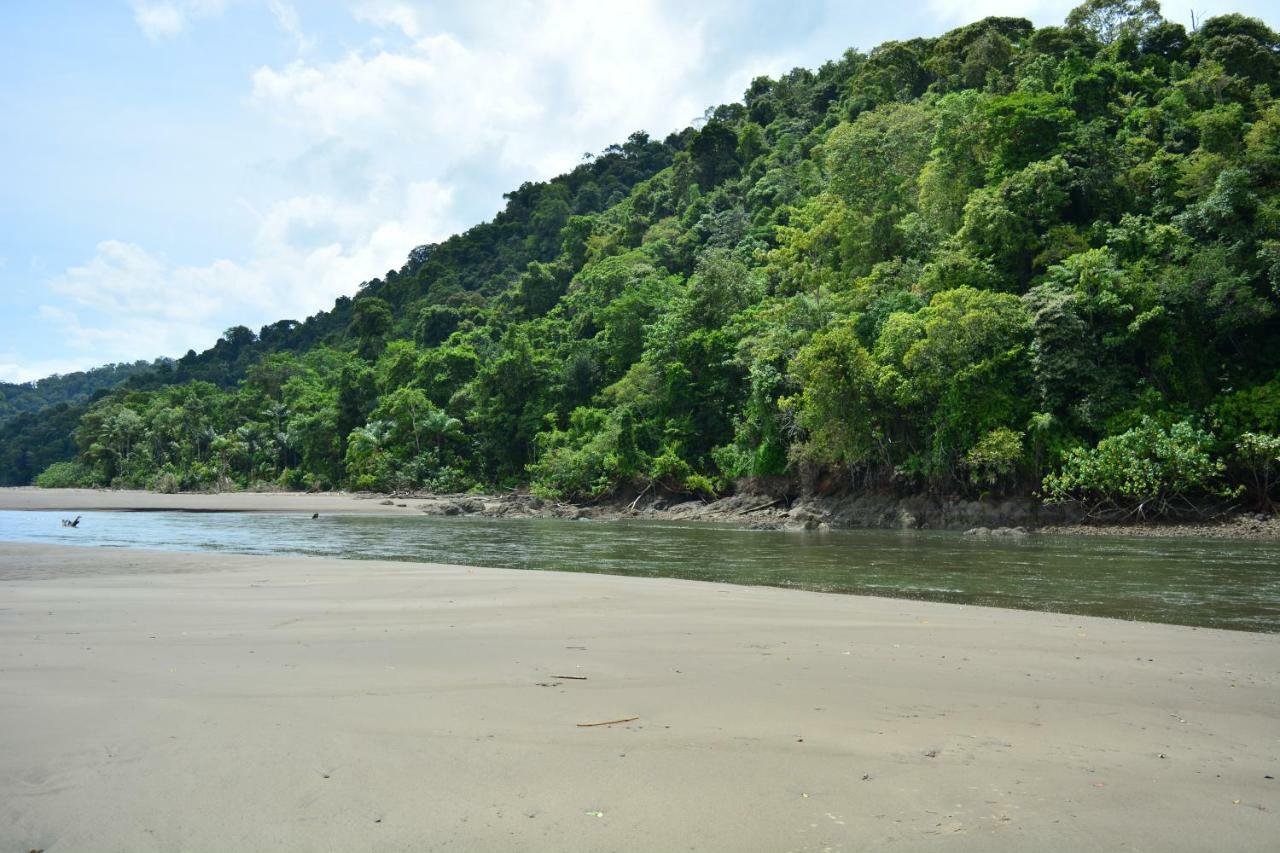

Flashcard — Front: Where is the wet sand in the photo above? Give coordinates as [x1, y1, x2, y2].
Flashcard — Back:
[0, 543, 1276, 852]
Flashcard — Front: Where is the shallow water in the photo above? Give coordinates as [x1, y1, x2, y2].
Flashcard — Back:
[2, 510, 1278, 632]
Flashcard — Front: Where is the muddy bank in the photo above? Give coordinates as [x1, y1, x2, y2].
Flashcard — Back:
[411, 490, 1280, 538]
[411, 490, 1083, 532]
[1041, 513, 1280, 540]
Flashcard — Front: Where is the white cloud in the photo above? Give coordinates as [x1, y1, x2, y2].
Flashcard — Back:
[39, 179, 458, 365]
[267, 0, 312, 51]
[351, 0, 423, 38]
[130, 1, 185, 39]
[130, 0, 307, 43]
[253, 0, 724, 182]
[129, 0, 229, 40]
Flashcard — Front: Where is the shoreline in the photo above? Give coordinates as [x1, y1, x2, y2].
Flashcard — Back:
[1, 542, 1277, 851]
[0, 486, 427, 515]
[3, 486, 1278, 540]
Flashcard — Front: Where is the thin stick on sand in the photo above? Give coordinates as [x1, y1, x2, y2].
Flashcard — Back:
[577, 716, 638, 727]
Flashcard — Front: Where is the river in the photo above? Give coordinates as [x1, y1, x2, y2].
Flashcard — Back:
[2, 510, 1277, 632]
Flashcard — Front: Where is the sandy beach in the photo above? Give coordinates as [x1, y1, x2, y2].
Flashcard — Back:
[0, 487, 428, 515]
[0, 543, 1276, 852]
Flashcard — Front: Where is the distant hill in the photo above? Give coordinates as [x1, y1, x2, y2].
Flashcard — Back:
[0, 360, 164, 422]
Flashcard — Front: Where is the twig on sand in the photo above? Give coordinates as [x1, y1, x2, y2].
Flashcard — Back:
[577, 716, 638, 727]
[553, 675, 588, 680]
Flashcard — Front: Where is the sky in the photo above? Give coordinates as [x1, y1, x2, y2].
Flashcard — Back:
[1, 0, 1274, 382]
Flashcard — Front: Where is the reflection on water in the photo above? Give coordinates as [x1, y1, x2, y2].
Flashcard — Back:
[1, 510, 1278, 632]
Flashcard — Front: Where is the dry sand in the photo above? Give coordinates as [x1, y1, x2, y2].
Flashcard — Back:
[0, 543, 1277, 852]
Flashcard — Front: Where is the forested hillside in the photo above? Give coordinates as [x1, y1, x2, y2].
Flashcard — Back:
[0, 360, 167, 486]
[0, 360, 162, 422]
[15, 2, 1280, 515]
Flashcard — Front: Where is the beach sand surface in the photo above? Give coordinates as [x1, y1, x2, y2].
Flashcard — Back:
[0, 487, 424, 514]
[0, 543, 1276, 852]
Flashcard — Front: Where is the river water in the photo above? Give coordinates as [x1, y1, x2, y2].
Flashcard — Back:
[2, 510, 1277, 632]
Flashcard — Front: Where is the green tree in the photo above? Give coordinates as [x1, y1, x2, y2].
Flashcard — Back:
[689, 120, 741, 190]
[349, 297, 394, 361]
[1066, 0, 1162, 45]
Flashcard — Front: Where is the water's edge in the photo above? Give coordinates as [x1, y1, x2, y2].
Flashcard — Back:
[10, 487, 1279, 540]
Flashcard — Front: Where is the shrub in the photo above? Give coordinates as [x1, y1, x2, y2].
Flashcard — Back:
[528, 407, 630, 500]
[1042, 418, 1229, 517]
[648, 444, 693, 487]
[1215, 374, 1280, 437]
[188, 461, 219, 489]
[151, 471, 181, 494]
[1236, 432, 1280, 509]
[33, 461, 97, 488]
[684, 473, 720, 498]
[426, 466, 473, 494]
[963, 428, 1024, 489]
[527, 433, 621, 500]
[277, 467, 308, 491]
